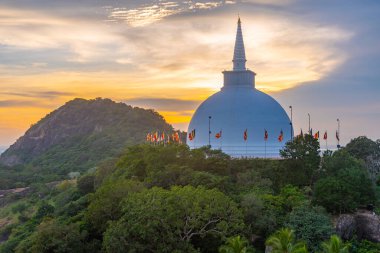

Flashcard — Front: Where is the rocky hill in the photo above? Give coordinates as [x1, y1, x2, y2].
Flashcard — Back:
[0, 98, 174, 176]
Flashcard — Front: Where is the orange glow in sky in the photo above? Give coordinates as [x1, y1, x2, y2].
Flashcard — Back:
[2, 0, 377, 147]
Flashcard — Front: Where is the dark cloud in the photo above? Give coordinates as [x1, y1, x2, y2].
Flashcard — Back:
[124, 98, 201, 111]
[0, 100, 46, 108]
[0, 91, 76, 99]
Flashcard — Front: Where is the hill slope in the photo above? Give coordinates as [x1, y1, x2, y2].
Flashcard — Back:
[0, 98, 174, 175]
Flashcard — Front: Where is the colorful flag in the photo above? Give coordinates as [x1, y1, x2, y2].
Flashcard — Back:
[336, 130, 340, 141]
[174, 132, 180, 142]
[264, 129, 268, 141]
[323, 131, 327, 140]
[243, 129, 248, 141]
[161, 132, 165, 142]
[278, 130, 283, 142]
[154, 132, 158, 142]
[146, 133, 151, 142]
[215, 130, 222, 139]
[188, 132, 193, 141]
[314, 131, 320, 139]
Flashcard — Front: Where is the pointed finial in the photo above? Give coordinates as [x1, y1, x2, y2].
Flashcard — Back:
[233, 17, 247, 71]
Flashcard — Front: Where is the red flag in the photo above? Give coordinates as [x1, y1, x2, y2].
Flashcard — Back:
[336, 130, 340, 141]
[215, 130, 222, 139]
[323, 131, 327, 140]
[278, 130, 283, 142]
[314, 131, 320, 139]
[161, 132, 165, 141]
[188, 132, 193, 141]
[243, 129, 248, 141]
[174, 132, 180, 142]
[264, 129, 268, 141]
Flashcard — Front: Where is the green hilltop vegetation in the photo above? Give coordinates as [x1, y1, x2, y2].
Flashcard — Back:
[0, 98, 380, 252]
[0, 134, 380, 252]
[0, 98, 184, 188]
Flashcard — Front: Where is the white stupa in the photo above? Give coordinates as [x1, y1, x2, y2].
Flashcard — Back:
[187, 18, 292, 157]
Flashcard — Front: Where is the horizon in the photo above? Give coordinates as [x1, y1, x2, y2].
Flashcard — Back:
[1, 0, 379, 147]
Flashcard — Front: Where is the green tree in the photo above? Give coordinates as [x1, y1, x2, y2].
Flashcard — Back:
[219, 236, 255, 253]
[315, 149, 376, 213]
[77, 174, 95, 195]
[345, 136, 379, 161]
[241, 186, 308, 238]
[103, 186, 244, 253]
[320, 235, 349, 253]
[286, 205, 333, 251]
[280, 134, 320, 186]
[14, 219, 84, 253]
[34, 202, 55, 219]
[85, 179, 144, 234]
[350, 239, 380, 253]
[266, 228, 308, 253]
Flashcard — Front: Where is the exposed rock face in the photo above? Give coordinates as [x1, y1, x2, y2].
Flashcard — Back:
[336, 214, 357, 240]
[336, 211, 380, 242]
[355, 212, 380, 242]
[0, 98, 175, 170]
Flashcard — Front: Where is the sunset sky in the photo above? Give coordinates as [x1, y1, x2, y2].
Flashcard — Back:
[0, 0, 379, 149]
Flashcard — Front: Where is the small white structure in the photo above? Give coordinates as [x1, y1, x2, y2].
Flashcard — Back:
[187, 18, 292, 158]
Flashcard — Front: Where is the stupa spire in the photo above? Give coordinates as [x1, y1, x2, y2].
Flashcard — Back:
[233, 17, 247, 71]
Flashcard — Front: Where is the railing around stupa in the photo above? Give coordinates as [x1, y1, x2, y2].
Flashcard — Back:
[189, 144, 339, 158]
[189, 144, 283, 158]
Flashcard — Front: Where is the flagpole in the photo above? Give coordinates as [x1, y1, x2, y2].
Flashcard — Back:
[337, 118, 340, 149]
[220, 130, 223, 150]
[289, 105, 293, 140]
[264, 129, 267, 158]
[208, 116, 212, 148]
[245, 140, 247, 157]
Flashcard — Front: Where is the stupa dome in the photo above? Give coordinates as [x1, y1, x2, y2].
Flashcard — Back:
[187, 18, 292, 157]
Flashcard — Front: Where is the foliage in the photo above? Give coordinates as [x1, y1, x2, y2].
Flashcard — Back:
[85, 179, 144, 235]
[34, 202, 55, 219]
[103, 186, 244, 253]
[350, 239, 380, 253]
[241, 185, 308, 239]
[280, 134, 321, 186]
[345, 136, 380, 161]
[14, 219, 85, 253]
[77, 174, 95, 195]
[286, 205, 333, 251]
[265, 228, 308, 253]
[320, 235, 349, 253]
[1, 138, 380, 252]
[219, 236, 255, 253]
[314, 151, 376, 213]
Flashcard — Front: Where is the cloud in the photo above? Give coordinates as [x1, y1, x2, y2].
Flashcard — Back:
[125, 98, 201, 111]
[106, 1, 225, 27]
[0, 91, 76, 99]
[0, 100, 46, 108]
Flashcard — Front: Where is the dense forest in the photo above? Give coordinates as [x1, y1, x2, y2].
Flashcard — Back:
[1, 135, 380, 252]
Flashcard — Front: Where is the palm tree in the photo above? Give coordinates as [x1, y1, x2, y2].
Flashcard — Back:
[320, 235, 349, 253]
[219, 235, 254, 253]
[265, 228, 308, 253]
